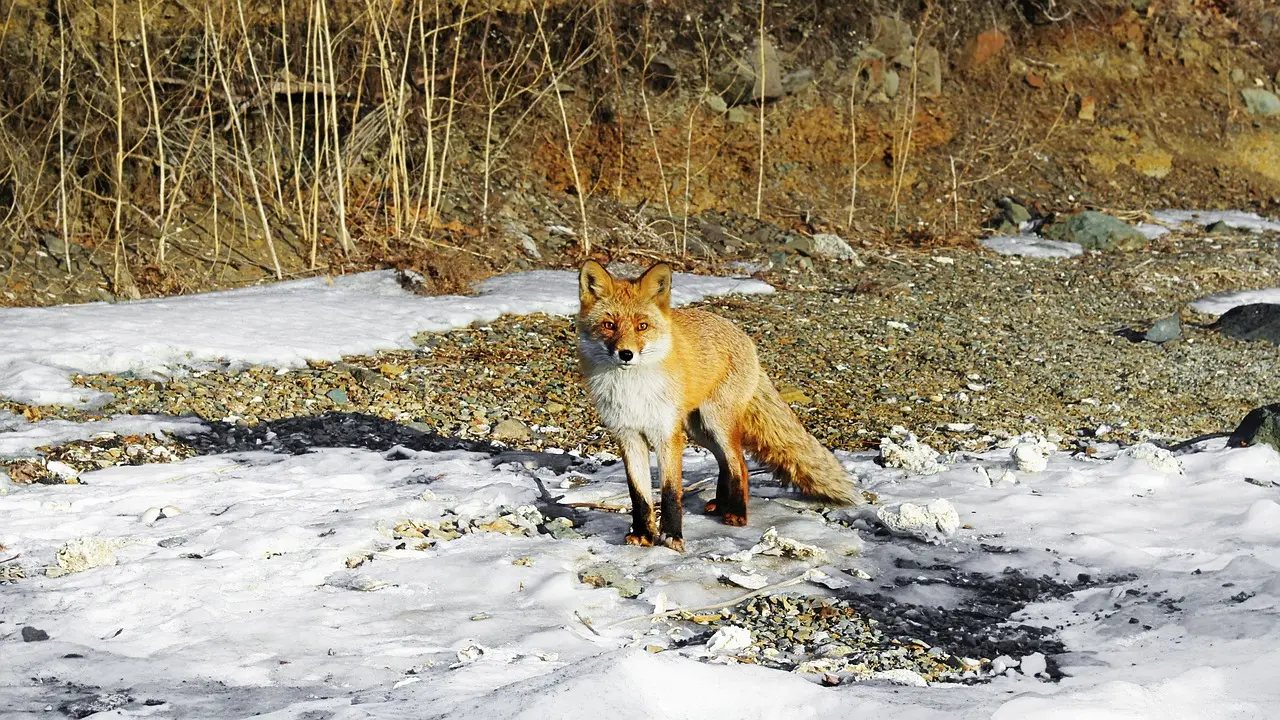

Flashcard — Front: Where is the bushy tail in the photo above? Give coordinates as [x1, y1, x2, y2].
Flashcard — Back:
[740, 377, 860, 505]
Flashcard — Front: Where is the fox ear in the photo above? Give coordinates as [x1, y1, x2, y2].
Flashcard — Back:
[638, 263, 672, 308]
[579, 260, 614, 306]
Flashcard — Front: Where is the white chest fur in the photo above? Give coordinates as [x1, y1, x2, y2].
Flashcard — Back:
[584, 364, 679, 443]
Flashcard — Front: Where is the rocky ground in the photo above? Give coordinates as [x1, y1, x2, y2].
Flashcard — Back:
[5, 218, 1277, 463]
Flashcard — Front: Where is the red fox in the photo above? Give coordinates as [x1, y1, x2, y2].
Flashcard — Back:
[576, 261, 860, 552]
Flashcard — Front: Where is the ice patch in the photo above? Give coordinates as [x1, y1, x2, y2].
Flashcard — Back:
[1136, 222, 1171, 240]
[1149, 209, 1280, 234]
[981, 234, 1083, 258]
[1189, 288, 1280, 316]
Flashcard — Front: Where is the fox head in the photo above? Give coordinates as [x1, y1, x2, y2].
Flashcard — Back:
[577, 261, 673, 368]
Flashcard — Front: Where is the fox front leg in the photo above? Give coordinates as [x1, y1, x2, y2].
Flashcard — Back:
[656, 428, 687, 552]
[618, 431, 658, 546]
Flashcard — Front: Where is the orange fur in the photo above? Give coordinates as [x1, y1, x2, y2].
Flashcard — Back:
[577, 261, 860, 549]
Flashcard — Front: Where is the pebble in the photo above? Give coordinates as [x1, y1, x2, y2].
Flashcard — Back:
[21, 626, 49, 642]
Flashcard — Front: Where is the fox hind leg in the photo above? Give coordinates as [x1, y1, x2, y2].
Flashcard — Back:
[694, 410, 750, 526]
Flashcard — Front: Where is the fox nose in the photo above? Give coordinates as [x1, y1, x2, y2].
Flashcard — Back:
[617, 349, 634, 362]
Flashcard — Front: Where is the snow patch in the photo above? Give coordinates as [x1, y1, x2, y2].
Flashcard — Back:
[1189, 288, 1280, 316]
[1149, 209, 1280, 234]
[0, 269, 772, 407]
[981, 234, 1083, 258]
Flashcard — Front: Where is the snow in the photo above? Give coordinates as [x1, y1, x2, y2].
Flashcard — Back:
[981, 235, 1083, 258]
[1189, 288, 1280, 316]
[5, 269, 1280, 719]
[1148, 209, 1280, 234]
[0, 269, 771, 408]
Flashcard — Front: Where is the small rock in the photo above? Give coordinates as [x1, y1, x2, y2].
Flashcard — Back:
[997, 197, 1033, 226]
[959, 29, 1006, 70]
[492, 418, 532, 441]
[1210, 304, 1280, 345]
[704, 93, 729, 113]
[61, 693, 132, 719]
[1042, 211, 1147, 251]
[157, 536, 187, 548]
[1240, 88, 1280, 116]
[1205, 220, 1232, 234]
[748, 526, 827, 560]
[55, 538, 121, 574]
[882, 68, 900, 99]
[579, 564, 642, 598]
[727, 571, 769, 590]
[22, 626, 50, 642]
[917, 45, 943, 97]
[781, 68, 814, 95]
[1143, 312, 1182, 344]
[778, 385, 811, 405]
[810, 233, 861, 262]
[326, 388, 349, 405]
[870, 15, 914, 57]
[543, 516, 582, 540]
[749, 38, 785, 102]
[1228, 404, 1280, 454]
[727, 106, 751, 124]
[44, 460, 79, 481]
[1078, 95, 1097, 121]
[352, 366, 391, 390]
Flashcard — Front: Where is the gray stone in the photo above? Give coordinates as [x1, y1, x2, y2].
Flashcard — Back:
[1241, 88, 1280, 116]
[883, 68, 900, 99]
[1211, 303, 1280, 345]
[781, 68, 814, 95]
[999, 198, 1033, 225]
[727, 106, 750, 124]
[544, 517, 583, 540]
[704, 93, 729, 113]
[1228, 404, 1280, 454]
[917, 45, 943, 97]
[21, 626, 49, 642]
[749, 38, 785, 102]
[1042, 211, 1147, 251]
[158, 536, 187, 548]
[325, 388, 349, 405]
[352, 366, 391, 390]
[579, 564, 642, 598]
[785, 233, 859, 262]
[870, 15, 914, 57]
[1144, 312, 1182, 343]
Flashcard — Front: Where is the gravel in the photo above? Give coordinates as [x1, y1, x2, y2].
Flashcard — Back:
[5, 228, 1279, 459]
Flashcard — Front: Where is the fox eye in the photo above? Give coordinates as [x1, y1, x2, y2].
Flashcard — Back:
[637, 322, 649, 331]
[601, 321, 616, 331]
